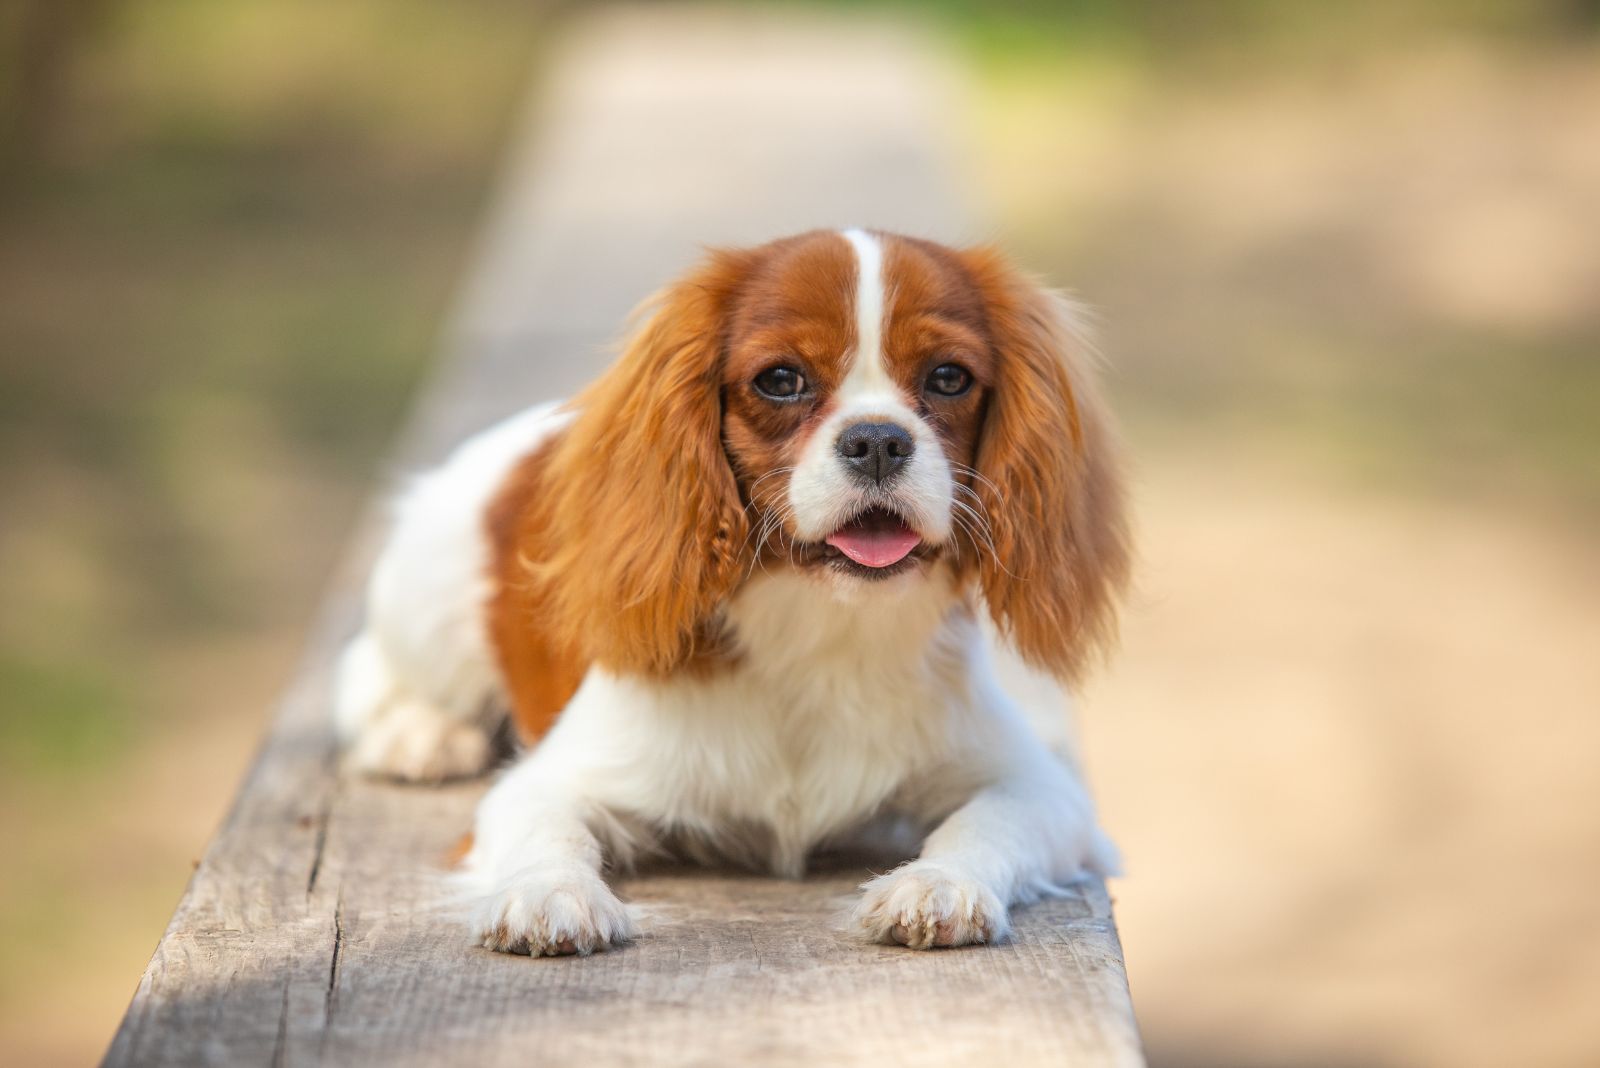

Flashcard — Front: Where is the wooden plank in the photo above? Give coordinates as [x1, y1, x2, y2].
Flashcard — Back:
[104, 7, 1143, 1066]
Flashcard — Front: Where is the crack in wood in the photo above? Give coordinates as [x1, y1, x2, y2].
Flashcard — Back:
[270, 980, 289, 1068]
[325, 894, 345, 1025]
[305, 781, 339, 900]
[305, 822, 329, 899]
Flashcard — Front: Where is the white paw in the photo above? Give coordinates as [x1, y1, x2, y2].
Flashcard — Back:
[474, 866, 635, 957]
[346, 700, 494, 783]
[854, 862, 1010, 949]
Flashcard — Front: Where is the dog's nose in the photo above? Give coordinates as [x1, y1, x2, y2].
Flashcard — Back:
[836, 422, 914, 485]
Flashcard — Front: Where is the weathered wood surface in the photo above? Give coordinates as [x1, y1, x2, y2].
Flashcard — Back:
[105, 7, 1143, 1066]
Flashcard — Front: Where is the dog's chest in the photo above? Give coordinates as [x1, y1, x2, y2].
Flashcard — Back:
[651, 572, 972, 872]
[643, 662, 941, 876]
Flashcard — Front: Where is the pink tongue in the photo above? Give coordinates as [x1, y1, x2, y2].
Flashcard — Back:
[825, 521, 921, 568]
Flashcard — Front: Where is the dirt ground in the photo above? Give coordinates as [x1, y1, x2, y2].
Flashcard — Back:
[1085, 453, 1600, 1067]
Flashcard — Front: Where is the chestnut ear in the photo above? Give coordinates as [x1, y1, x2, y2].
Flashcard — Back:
[961, 247, 1132, 682]
[529, 250, 752, 675]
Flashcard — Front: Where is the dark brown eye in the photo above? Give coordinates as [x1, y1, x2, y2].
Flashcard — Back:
[754, 365, 806, 400]
[925, 363, 973, 397]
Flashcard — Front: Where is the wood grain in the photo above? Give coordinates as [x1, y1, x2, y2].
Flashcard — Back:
[104, 7, 1143, 1065]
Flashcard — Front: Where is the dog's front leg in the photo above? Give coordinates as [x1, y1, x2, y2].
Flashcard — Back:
[854, 747, 1111, 949]
[459, 751, 637, 956]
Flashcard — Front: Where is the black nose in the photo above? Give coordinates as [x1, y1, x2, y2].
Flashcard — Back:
[836, 421, 914, 485]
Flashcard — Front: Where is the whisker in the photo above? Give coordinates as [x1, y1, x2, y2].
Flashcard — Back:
[949, 498, 992, 540]
[743, 504, 785, 579]
[744, 466, 796, 500]
[736, 468, 802, 565]
[741, 494, 808, 582]
[950, 482, 986, 506]
[948, 461, 1005, 500]
[948, 496, 1016, 578]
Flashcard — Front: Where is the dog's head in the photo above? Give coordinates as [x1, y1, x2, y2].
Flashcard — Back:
[530, 229, 1129, 680]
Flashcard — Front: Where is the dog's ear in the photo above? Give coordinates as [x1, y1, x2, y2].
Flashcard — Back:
[530, 250, 753, 675]
[960, 246, 1132, 682]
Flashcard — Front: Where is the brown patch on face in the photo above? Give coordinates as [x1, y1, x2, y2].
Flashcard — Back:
[879, 234, 995, 490]
[718, 231, 859, 562]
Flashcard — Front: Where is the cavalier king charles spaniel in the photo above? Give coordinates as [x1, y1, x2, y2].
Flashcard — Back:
[335, 228, 1130, 955]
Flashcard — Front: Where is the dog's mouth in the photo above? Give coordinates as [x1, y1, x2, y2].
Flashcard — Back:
[823, 507, 923, 572]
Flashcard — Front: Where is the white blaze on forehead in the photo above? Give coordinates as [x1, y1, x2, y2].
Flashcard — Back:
[784, 228, 955, 546]
[839, 228, 893, 396]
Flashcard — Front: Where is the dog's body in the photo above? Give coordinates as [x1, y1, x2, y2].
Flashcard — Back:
[337, 229, 1130, 955]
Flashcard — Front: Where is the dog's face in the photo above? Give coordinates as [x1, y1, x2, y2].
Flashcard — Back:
[720, 230, 990, 584]
[533, 229, 1129, 680]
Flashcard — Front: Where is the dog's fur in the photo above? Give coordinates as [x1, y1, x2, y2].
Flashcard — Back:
[336, 228, 1131, 954]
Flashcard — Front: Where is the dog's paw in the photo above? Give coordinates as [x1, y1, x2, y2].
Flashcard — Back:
[474, 867, 635, 957]
[854, 862, 1010, 949]
[346, 700, 494, 783]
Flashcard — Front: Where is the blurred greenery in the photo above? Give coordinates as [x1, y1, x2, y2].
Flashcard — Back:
[0, 652, 126, 778]
[0, 0, 544, 775]
[808, 0, 1600, 61]
[0, 1, 543, 1059]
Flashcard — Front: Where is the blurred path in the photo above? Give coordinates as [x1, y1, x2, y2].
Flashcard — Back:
[106, 8, 1140, 1067]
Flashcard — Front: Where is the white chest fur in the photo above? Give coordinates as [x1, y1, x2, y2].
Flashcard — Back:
[547, 567, 992, 875]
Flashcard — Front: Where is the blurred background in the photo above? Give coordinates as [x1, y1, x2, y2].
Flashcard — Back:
[1, 1, 1596, 1065]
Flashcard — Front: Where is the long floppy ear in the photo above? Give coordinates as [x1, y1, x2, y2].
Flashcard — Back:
[960, 247, 1132, 683]
[528, 250, 752, 675]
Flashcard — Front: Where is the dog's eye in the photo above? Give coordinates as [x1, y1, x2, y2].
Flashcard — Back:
[925, 363, 973, 397]
[754, 365, 807, 400]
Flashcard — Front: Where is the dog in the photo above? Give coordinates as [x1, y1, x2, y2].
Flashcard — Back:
[335, 228, 1131, 955]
